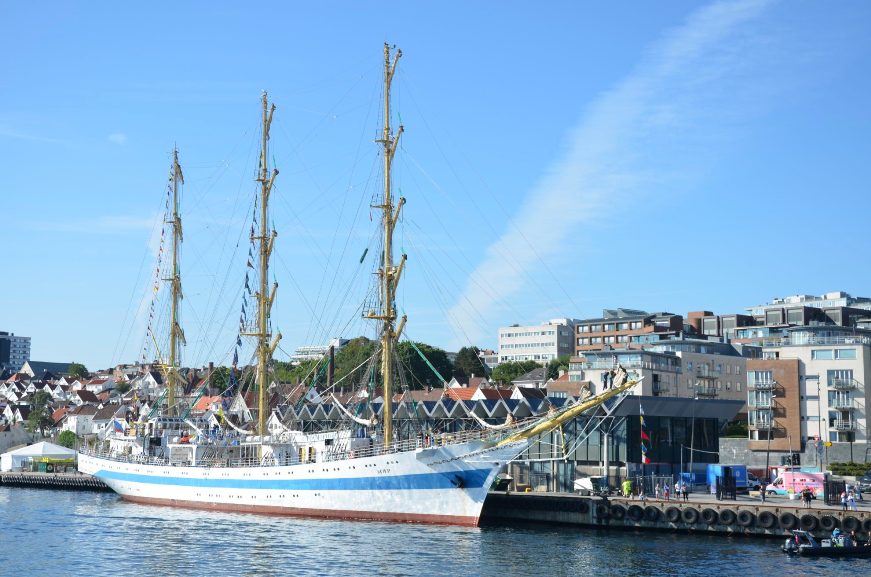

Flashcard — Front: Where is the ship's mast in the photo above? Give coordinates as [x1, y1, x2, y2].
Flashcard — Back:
[165, 148, 186, 416]
[252, 92, 281, 436]
[368, 44, 407, 448]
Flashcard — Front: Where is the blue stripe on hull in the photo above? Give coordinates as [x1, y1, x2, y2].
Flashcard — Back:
[95, 467, 493, 491]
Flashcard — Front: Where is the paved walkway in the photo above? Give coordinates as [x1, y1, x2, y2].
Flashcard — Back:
[613, 491, 868, 512]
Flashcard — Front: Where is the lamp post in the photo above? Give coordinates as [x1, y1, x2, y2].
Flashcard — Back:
[762, 392, 777, 503]
[689, 387, 698, 493]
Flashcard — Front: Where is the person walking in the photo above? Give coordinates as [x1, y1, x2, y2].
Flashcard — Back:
[801, 487, 812, 509]
[664, 483, 671, 501]
[848, 489, 858, 511]
[682, 480, 689, 502]
[841, 490, 848, 512]
[655, 483, 661, 500]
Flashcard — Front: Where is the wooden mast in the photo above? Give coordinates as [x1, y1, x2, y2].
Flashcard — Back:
[252, 92, 280, 436]
[368, 44, 406, 448]
[166, 148, 185, 416]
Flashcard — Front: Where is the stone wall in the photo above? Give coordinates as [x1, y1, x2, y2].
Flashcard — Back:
[720, 437, 871, 469]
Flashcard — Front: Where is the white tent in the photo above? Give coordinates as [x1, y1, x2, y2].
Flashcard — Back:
[0, 441, 77, 471]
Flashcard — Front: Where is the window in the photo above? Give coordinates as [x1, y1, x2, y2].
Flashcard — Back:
[812, 349, 834, 360]
[617, 322, 629, 331]
[630, 321, 642, 329]
[603, 323, 615, 331]
[835, 349, 856, 360]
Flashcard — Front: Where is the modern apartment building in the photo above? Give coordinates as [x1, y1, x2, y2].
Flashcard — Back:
[745, 291, 871, 327]
[760, 325, 871, 445]
[498, 319, 576, 364]
[290, 337, 349, 364]
[0, 332, 31, 374]
[647, 338, 752, 403]
[745, 358, 801, 452]
[574, 309, 683, 353]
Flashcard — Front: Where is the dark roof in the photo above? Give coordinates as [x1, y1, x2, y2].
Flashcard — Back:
[513, 367, 546, 383]
[75, 390, 100, 403]
[23, 361, 73, 376]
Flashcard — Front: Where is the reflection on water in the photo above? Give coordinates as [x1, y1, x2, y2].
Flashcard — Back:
[0, 488, 860, 577]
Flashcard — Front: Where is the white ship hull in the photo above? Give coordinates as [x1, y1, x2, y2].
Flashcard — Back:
[78, 439, 526, 526]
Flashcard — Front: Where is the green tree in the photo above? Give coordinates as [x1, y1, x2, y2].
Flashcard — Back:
[26, 390, 55, 436]
[57, 430, 77, 449]
[334, 337, 377, 383]
[453, 346, 487, 380]
[396, 341, 453, 390]
[490, 360, 539, 385]
[546, 355, 571, 380]
[114, 381, 131, 396]
[69, 362, 89, 380]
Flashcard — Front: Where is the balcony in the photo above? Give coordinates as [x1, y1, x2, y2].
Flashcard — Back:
[695, 385, 719, 398]
[749, 420, 773, 430]
[752, 399, 775, 409]
[829, 378, 858, 390]
[833, 419, 855, 431]
[831, 398, 854, 410]
[696, 368, 721, 379]
[652, 383, 670, 394]
[748, 380, 775, 390]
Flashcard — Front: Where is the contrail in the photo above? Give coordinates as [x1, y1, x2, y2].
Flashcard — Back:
[448, 0, 774, 347]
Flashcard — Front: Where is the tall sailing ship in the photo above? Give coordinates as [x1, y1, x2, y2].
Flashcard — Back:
[79, 45, 636, 526]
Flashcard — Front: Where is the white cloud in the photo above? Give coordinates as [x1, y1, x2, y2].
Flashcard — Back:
[447, 0, 775, 346]
[108, 132, 128, 145]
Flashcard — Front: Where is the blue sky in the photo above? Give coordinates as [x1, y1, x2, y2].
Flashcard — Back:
[2, 1, 871, 371]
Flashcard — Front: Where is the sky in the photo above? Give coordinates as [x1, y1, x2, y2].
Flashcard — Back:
[2, 1, 871, 371]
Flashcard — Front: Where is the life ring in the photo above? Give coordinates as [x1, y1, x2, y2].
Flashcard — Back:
[842, 516, 860, 531]
[701, 508, 719, 525]
[862, 518, 871, 532]
[758, 511, 777, 529]
[610, 504, 626, 520]
[595, 503, 610, 519]
[736, 510, 755, 527]
[644, 506, 661, 522]
[819, 515, 838, 531]
[779, 513, 798, 531]
[719, 509, 737, 526]
[682, 507, 700, 524]
[666, 507, 682, 523]
[800, 514, 818, 531]
[627, 505, 644, 521]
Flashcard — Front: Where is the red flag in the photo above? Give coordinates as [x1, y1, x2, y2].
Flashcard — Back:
[641, 429, 650, 442]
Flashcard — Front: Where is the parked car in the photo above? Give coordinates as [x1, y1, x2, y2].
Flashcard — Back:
[747, 473, 763, 492]
[858, 472, 871, 494]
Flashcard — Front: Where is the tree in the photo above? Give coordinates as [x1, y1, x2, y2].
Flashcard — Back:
[26, 390, 55, 437]
[207, 366, 232, 393]
[69, 362, 89, 380]
[490, 360, 539, 385]
[453, 346, 488, 380]
[396, 342, 453, 390]
[57, 430, 77, 449]
[114, 381, 131, 396]
[546, 355, 571, 380]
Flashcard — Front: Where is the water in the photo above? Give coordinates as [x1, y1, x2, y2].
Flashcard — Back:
[0, 487, 865, 577]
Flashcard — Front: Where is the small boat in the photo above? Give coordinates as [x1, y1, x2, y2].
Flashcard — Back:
[782, 530, 871, 558]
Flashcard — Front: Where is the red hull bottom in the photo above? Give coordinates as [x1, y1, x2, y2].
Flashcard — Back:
[120, 494, 481, 527]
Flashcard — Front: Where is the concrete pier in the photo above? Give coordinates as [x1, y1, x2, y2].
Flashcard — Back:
[0, 472, 110, 492]
[481, 491, 871, 538]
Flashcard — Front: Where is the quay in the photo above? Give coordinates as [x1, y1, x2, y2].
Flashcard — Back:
[0, 471, 110, 492]
[481, 491, 871, 538]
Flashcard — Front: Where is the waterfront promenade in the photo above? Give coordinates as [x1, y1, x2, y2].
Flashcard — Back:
[481, 489, 871, 538]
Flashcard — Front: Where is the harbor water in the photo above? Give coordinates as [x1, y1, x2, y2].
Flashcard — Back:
[0, 487, 864, 576]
